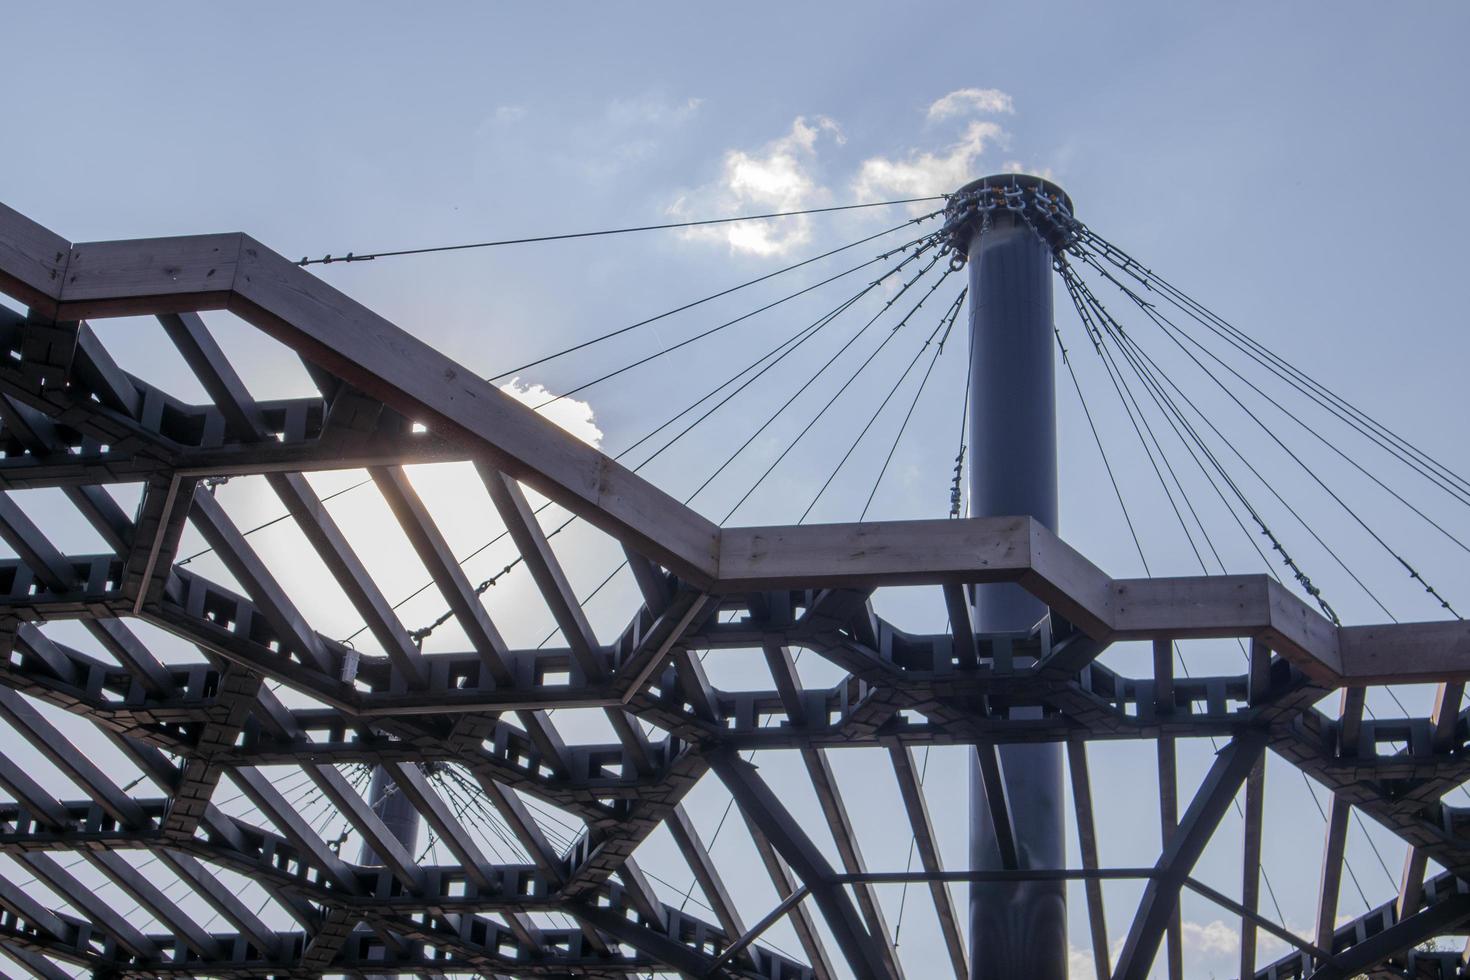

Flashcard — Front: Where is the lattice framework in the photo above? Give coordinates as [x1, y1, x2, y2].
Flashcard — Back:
[0, 201, 1466, 979]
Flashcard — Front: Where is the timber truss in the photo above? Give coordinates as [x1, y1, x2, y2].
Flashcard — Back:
[0, 200, 1468, 980]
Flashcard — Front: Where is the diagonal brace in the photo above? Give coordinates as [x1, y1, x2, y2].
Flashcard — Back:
[1112, 731, 1267, 980]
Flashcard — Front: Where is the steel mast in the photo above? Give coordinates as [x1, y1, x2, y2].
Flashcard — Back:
[948, 174, 1073, 979]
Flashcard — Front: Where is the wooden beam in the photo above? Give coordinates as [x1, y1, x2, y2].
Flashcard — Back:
[1429, 681, 1464, 751]
[623, 546, 672, 614]
[761, 640, 807, 725]
[84, 619, 176, 698]
[11, 625, 78, 686]
[717, 521, 1359, 683]
[480, 465, 603, 678]
[269, 469, 430, 685]
[746, 643, 836, 979]
[0, 202, 69, 313]
[1157, 738, 1181, 980]
[1066, 739, 1110, 980]
[0, 493, 76, 590]
[888, 743, 967, 979]
[666, 803, 746, 940]
[67, 484, 135, 553]
[0, 943, 72, 980]
[229, 235, 722, 584]
[1152, 640, 1182, 980]
[86, 850, 221, 959]
[15, 853, 157, 958]
[0, 754, 72, 827]
[1107, 576, 1342, 681]
[306, 765, 422, 890]
[1239, 755, 1266, 980]
[717, 517, 1112, 638]
[974, 742, 1020, 871]
[1183, 877, 1335, 965]
[227, 767, 356, 891]
[467, 771, 562, 874]
[0, 687, 146, 827]
[1337, 620, 1470, 683]
[0, 874, 71, 948]
[1153, 638, 1175, 716]
[372, 466, 513, 680]
[1396, 846, 1427, 922]
[1313, 794, 1351, 962]
[942, 582, 979, 668]
[155, 851, 277, 955]
[741, 811, 838, 980]
[1311, 687, 1366, 964]
[711, 748, 892, 980]
[189, 491, 332, 672]
[382, 762, 493, 887]
[572, 903, 727, 977]
[800, 745, 906, 979]
[1247, 636, 1273, 706]
[369, 463, 573, 775]
[73, 321, 142, 417]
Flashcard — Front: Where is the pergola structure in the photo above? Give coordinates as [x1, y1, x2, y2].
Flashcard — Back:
[0, 198, 1468, 979]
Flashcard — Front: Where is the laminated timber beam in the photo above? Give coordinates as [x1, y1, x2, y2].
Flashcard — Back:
[0, 206, 723, 585]
[9, 203, 1470, 685]
[1, 526, 1464, 700]
[12, 563, 1470, 796]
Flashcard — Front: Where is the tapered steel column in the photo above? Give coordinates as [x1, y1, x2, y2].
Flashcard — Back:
[957, 175, 1070, 979]
[360, 765, 420, 863]
[361, 764, 419, 979]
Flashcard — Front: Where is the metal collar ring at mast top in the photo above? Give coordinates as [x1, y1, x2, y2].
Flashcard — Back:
[940, 173, 1080, 263]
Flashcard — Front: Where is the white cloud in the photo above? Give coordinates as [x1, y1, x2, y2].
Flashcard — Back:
[492, 105, 526, 124]
[1181, 919, 1241, 956]
[852, 119, 1008, 200]
[673, 115, 843, 256]
[927, 87, 1014, 121]
[1071, 921, 1267, 977]
[853, 86, 1021, 200]
[1069, 943, 1099, 978]
[674, 89, 1037, 254]
[499, 378, 603, 448]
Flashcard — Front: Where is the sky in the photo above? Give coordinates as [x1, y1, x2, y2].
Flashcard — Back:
[3, 2, 1470, 978]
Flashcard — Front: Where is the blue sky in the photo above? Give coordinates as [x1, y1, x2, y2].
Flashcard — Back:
[4, 2, 1470, 977]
